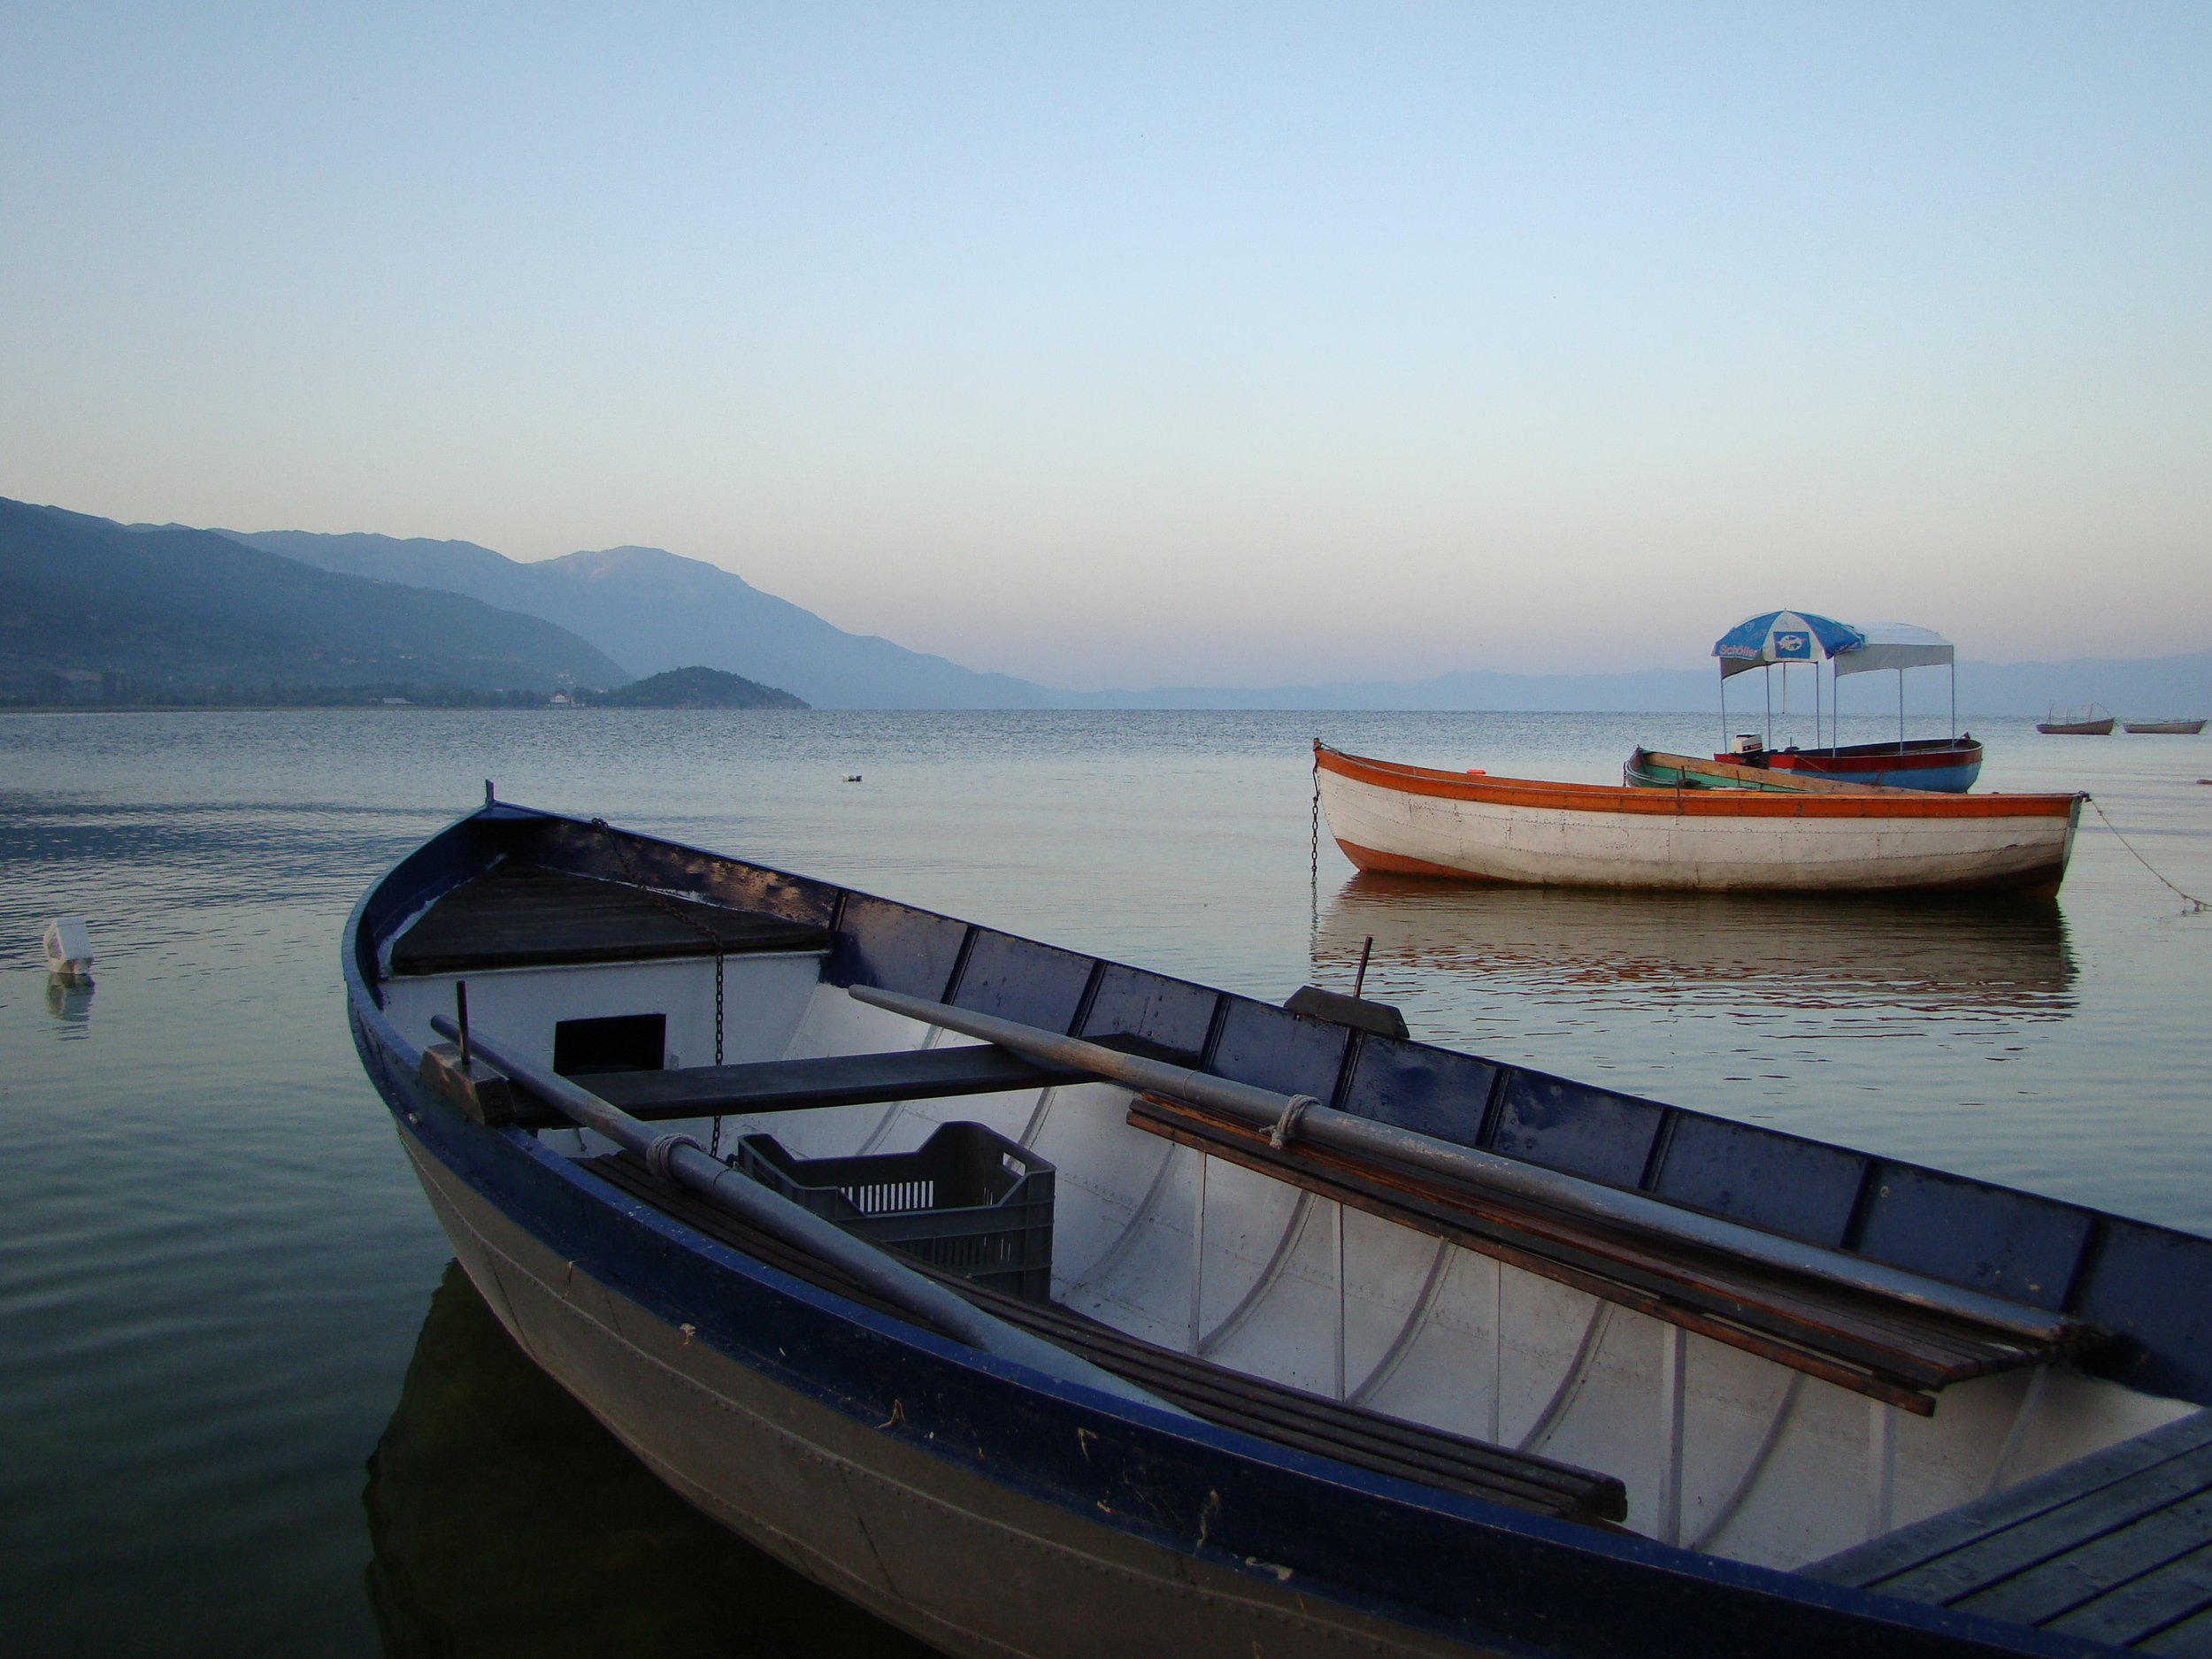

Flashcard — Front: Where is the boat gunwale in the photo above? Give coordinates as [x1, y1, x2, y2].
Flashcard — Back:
[1320, 744, 2079, 820]
[1755, 736, 1985, 765]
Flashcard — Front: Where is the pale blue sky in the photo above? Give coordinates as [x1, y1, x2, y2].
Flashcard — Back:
[4, 3, 2207, 687]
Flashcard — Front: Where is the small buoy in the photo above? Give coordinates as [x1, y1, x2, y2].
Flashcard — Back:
[43, 916, 94, 980]
[1464, 768, 1486, 776]
[842, 775, 863, 783]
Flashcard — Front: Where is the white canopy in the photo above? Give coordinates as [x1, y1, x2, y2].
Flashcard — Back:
[1833, 622, 1955, 679]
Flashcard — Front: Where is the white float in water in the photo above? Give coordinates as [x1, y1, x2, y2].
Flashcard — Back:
[42, 916, 95, 980]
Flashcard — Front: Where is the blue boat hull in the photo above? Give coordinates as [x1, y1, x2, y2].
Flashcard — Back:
[345, 803, 2189, 1657]
[1727, 739, 1985, 794]
[1815, 762, 1980, 792]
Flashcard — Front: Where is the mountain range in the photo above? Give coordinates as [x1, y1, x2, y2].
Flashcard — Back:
[1, 500, 626, 694]
[6, 495, 2204, 715]
[219, 525, 2212, 716]
[227, 529, 1046, 710]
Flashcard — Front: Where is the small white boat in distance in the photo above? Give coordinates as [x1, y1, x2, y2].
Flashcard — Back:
[2124, 718, 2207, 735]
[1315, 744, 2084, 896]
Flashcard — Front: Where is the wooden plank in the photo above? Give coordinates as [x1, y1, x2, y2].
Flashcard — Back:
[1130, 1093, 2093, 1415]
[578, 1150, 1626, 1525]
[2042, 1539, 2212, 1648]
[2140, 1600, 2212, 1658]
[391, 862, 830, 974]
[589, 1045, 1096, 1119]
[1872, 1446, 2212, 1606]
[1955, 1488, 2212, 1625]
[1807, 1411, 2212, 1588]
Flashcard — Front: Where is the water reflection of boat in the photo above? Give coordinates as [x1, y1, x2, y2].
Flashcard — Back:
[363, 1261, 932, 1659]
[42, 974, 94, 1031]
[1315, 873, 2073, 1019]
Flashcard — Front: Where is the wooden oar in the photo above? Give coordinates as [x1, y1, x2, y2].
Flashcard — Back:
[847, 987, 2085, 1348]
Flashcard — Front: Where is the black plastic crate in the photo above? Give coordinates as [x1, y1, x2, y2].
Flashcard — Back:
[733, 1121, 1056, 1302]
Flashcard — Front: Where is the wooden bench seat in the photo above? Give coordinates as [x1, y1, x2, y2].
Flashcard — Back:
[1128, 1092, 2103, 1416]
[390, 862, 830, 974]
[588, 1044, 1095, 1120]
[1804, 1410, 2212, 1655]
[581, 1150, 1627, 1528]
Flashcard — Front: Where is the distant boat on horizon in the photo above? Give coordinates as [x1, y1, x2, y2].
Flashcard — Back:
[2123, 718, 2207, 734]
[2037, 704, 2116, 735]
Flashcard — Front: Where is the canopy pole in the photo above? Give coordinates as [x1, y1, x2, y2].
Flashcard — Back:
[1899, 668, 1906, 752]
[1718, 671, 1728, 757]
[1764, 666, 1772, 749]
[1950, 662, 1957, 741]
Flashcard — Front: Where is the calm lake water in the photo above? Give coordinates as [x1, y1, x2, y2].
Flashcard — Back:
[3, 708, 2207, 1655]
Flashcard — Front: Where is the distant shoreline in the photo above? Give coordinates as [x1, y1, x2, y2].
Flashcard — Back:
[0, 702, 811, 714]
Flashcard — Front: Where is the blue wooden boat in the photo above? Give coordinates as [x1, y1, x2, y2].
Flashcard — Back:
[1724, 736, 1985, 793]
[348, 795, 2212, 1657]
[1627, 743, 1986, 796]
[1714, 617, 1984, 791]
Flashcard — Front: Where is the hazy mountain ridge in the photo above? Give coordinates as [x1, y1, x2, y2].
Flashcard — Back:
[48, 508, 2205, 716]
[223, 524, 2209, 716]
[2, 499, 629, 694]
[227, 529, 1048, 710]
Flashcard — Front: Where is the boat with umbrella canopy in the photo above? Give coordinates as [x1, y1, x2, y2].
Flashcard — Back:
[1706, 613, 1983, 793]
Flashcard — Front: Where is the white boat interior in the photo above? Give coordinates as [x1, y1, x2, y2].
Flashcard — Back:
[376, 867, 2193, 1578]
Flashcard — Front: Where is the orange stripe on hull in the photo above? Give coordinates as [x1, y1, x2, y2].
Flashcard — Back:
[1332, 837, 1513, 882]
[1336, 834, 2064, 896]
[1315, 744, 2078, 822]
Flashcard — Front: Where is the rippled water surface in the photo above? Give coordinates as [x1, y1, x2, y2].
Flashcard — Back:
[3, 708, 2207, 1655]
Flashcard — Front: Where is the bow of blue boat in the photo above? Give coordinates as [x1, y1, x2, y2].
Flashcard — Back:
[345, 798, 2212, 1658]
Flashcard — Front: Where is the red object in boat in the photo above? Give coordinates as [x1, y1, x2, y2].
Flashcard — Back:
[1718, 736, 1982, 793]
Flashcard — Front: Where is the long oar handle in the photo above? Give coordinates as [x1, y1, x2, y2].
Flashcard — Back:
[846, 986, 2079, 1347]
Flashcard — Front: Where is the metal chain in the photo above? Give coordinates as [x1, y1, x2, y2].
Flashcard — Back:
[1310, 748, 1321, 883]
[2088, 798, 2208, 913]
[590, 818, 728, 1072]
[1310, 746, 1322, 945]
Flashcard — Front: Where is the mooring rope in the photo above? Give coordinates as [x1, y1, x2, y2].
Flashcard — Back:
[2089, 797, 2208, 913]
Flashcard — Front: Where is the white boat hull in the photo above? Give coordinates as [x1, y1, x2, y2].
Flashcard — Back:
[1317, 755, 2079, 895]
[403, 1127, 1485, 1659]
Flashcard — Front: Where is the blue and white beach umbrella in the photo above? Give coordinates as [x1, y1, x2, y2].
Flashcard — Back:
[1711, 611, 1866, 679]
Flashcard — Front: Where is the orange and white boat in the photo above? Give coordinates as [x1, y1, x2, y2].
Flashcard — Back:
[1314, 743, 2083, 895]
